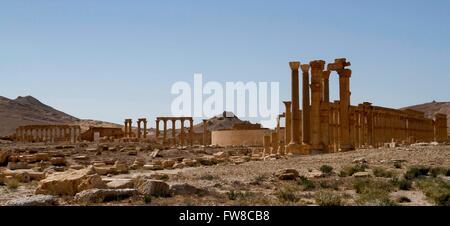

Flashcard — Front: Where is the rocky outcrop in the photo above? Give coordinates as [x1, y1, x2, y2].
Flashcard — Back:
[35, 167, 106, 196]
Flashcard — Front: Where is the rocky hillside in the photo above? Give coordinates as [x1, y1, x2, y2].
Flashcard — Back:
[192, 111, 257, 133]
[402, 101, 450, 135]
[0, 96, 120, 137]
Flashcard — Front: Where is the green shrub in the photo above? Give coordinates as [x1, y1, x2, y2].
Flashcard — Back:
[378, 198, 398, 206]
[276, 186, 299, 203]
[251, 174, 267, 185]
[226, 190, 254, 201]
[373, 167, 394, 178]
[320, 165, 334, 175]
[404, 166, 430, 179]
[416, 178, 450, 206]
[391, 178, 413, 190]
[339, 164, 368, 177]
[314, 191, 342, 206]
[318, 179, 340, 191]
[430, 167, 447, 177]
[353, 178, 395, 205]
[297, 176, 316, 191]
[143, 195, 152, 204]
[6, 179, 20, 190]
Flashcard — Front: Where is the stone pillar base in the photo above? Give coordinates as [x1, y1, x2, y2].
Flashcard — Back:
[286, 143, 310, 155]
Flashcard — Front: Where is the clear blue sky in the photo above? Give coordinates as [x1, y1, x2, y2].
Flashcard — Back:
[1, 0, 449, 127]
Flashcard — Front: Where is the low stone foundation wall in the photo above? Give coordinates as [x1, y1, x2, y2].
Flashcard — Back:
[211, 129, 272, 146]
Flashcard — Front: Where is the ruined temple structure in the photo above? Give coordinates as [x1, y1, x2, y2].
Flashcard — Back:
[155, 117, 194, 146]
[270, 58, 448, 155]
[81, 126, 124, 142]
[15, 125, 81, 143]
[211, 122, 271, 147]
[122, 118, 148, 140]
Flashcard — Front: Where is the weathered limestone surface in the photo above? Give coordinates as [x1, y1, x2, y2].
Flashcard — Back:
[5, 195, 57, 206]
[35, 167, 106, 196]
[74, 188, 137, 203]
[134, 178, 170, 197]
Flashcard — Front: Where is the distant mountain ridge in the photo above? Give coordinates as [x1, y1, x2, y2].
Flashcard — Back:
[402, 101, 450, 136]
[0, 95, 120, 137]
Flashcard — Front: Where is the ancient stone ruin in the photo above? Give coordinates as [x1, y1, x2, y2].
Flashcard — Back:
[265, 58, 448, 155]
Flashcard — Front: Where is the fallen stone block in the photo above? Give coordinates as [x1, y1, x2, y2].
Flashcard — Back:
[35, 167, 106, 196]
[135, 179, 170, 197]
[50, 157, 66, 166]
[105, 179, 134, 189]
[143, 164, 163, 171]
[74, 188, 137, 203]
[276, 169, 299, 180]
[5, 195, 57, 206]
[7, 162, 31, 170]
[94, 166, 116, 176]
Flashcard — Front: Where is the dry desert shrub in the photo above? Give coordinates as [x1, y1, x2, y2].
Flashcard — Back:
[314, 191, 342, 206]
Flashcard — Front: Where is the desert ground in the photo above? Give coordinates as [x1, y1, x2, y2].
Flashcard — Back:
[1, 141, 450, 206]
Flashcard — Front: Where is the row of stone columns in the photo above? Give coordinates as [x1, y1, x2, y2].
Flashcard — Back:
[155, 117, 194, 146]
[124, 119, 133, 138]
[278, 58, 447, 154]
[328, 104, 447, 150]
[15, 125, 81, 143]
[124, 118, 148, 139]
[283, 58, 354, 154]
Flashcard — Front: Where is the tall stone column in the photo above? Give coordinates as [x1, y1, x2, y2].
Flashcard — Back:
[364, 102, 374, 147]
[137, 120, 142, 139]
[189, 118, 194, 146]
[287, 61, 305, 154]
[203, 119, 208, 145]
[171, 119, 177, 145]
[301, 64, 311, 144]
[310, 60, 325, 152]
[180, 118, 185, 146]
[155, 119, 160, 140]
[163, 119, 168, 144]
[143, 119, 148, 138]
[337, 68, 353, 150]
[283, 101, 292, 145]
[322, 70, 331, 103]
[124, 119, 128, 138]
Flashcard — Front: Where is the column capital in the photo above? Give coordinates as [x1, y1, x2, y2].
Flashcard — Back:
[309, 60, 325, 69]
[283, 101, 292, 107]
[337, 68, 352, 78]
[289, 61, 301, 70]
[322, 70, 331, 80]
[301, 64, 310, 73]
[328, 58, 351, 71]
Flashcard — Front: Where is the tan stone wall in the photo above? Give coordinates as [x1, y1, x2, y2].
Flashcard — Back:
[211, 129, 272, 146]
